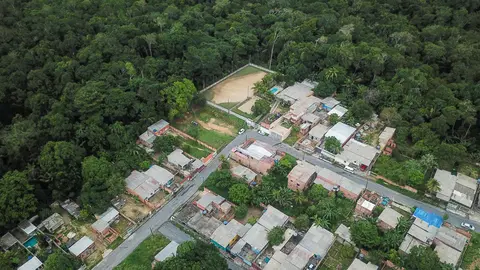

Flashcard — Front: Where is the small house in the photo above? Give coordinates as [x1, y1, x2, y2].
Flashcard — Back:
[327, 105, 348, 118]
[18, 256, 43, 270]
[377, 208, 403, 231]
[0, 232, 18, 251]
[61, 199, 81, 219]
[308, 123, 330, 142]
[69, 236, 95, 260]
[287, 161, 317, 191]
[324, 122, 356, 147]
[167, 149, 193, 170]
[147, 119, 170, 136]
[40, 213, 64, 233]
[321, 97, 340, 111]
[154, 241, 179, 262]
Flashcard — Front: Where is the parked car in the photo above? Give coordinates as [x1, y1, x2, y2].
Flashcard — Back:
[344, 166, 354, 173]
[238, 128, 245, 135]
[461, 222, 475, 231]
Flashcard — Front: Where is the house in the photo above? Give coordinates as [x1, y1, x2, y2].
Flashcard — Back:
[144, 165, 175, 189]
[287, 96, 322, 124]
[277, 81, 314, 105]
[335, 224, 354, 246]
[230, 139, 280, 175]
[147, 119, 170, 136]
[154, 241, 179, 262]
[321, 97, 341, 111]
[91, 207, 119, 237]
[287, 161, 317, 191]
[355, 190, 381, 217]
[328, 105, 348, 118]
[347, 258, 378, 270]
[378, 127, 396, 154]
[301, 113, 321, 126]
[60, 199, 81, 219]
[210, 219, 245, 250]
[40, 213, 64, 233]
[299, 122, 312, 135]
[433, 226, 469, 267]
[69, 236, 95, 260]
[194, 189, 226, 211]
[308, 123, 330, 142]
[231, 164, 258, 185]
[18, 220, 37, 237]
[125, 170, 171, 207]
[399, 208, 442, 254]
[167, 149, 193, 170]
[324, 122, 356, 146]
[377, 208, 403, 230]
[18, 256, 43, 270]
[239, 223, 270, 254]
[335, 139, 379, 171]
[257, 205, 289, 230]
[268, 116, 292, 141]
[0, 232, 18, 251]
[314, 167, 365, 200]
[434, 169, 478, 208]
[138, 131, 156, 149]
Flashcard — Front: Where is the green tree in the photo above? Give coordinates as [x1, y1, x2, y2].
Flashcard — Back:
[307, 184, 328, 202]
[153, 135, 181, 153]
[350, 100, 373, 122]
[229, 184, 252, 205]
[252, 99, 271, 116]
[234, 204, 248, 219]
[163, 79, 197, 120]
[351, 219, 381, 249]
[324, 136, 342, 154]
[328, 113, 340, 125]
[426, 178, 441, 194]
[267, 226, 285, 246]
[155, 241, 227, 269]
[0, 171, 37, 229]
[38, 141, 85, 199]
[43, 250, 81, 270]
[0, 249, 24, 269]
[294, 214, 310, 231]
[314, 81, 336, 98]
[402, 246, 451, 270]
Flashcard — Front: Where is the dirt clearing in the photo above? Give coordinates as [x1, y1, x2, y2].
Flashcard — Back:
[238, 96, 261, 114]
[198, 118, 235, 136]
[211, 71, 267, 104]
[119, 195, 151, 222]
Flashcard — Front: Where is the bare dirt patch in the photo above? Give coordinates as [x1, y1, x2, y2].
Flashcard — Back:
[198, 118, 235, 136]
[468, 259, 480, 270]
[238, 96, 261, 114]
[211, 71, 267, 104]
[119, 195, 151, 222]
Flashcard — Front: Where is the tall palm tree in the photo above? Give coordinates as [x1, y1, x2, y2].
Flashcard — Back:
[311, 215, 331, 229]
[293, 190, 307, 205]
[426, 178, 441, 194]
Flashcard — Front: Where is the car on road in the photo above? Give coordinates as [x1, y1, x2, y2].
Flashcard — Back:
[238, 128, 245, 135]
[461, 222, 475, 231]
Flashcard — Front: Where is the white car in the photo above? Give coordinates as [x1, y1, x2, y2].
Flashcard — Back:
[238, 128, 245, 135]
[461, 222, 475, 231]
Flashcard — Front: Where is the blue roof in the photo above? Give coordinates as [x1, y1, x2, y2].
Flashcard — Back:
[413, 208, 443, 228]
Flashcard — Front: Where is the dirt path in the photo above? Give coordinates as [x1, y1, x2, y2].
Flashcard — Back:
[212, 71, 267, 104]
[198, 118, 235, 136]
[238, 96, 260, 114]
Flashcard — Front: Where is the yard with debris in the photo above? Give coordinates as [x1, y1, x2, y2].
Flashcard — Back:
[114, 234, 170, 270]
[319, 241, 356, 270]
[117, 194, 151, 223]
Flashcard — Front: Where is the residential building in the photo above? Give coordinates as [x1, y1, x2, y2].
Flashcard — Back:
[69, 236, 95, 260]
[314, 167, 365, 200]
[268, 116, 292, 142]
[287, 96, 322, 124]
[301, 113, 321, 126]
[167, 149, 193, 170]
[145, 165, 175, 189]
[230, 139, 280, 175]
[354, 190, 381, 217]
[287, 161, 317, 191]
[434, 169, 478, 208]
[39, 213, 64, 233]
[377, 208, 403, 230]
[60, 199, 80, 219]
[210, 219, 245, 250]
[18, 220, 37, 237]
[434, 226, 469, 266]
[91, 207, 120, 237]
[399, 208, 443, 254]
[239, 223, 269, 255]
[308, 123, 330, 142]
[328, 105, 348, 118]
[347, 258, 378, 270]
[231, 164, 258, 185]
[18, 256, 43, 270]
[154, 241, 179, 262]
[138, 131, 156, 149]
[257, 205, 289, 230]
[335, 139, 379, 171]
[321, 97, 340, 111]
[335, 224, 354, 246]
[378, 127, 396, 153]
[324, 122, 356, 146]
[147, 119, 170, 136]
[277, 81, 314, 105]
[125, 169, 173, 207]
[194, 189, 226, 212]
[0, 232, 18, 251]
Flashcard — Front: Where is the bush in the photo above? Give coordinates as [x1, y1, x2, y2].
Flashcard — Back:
[247, 216, 257, 225]
[294, 214, 310, 231]
[267, 226, 285, 246]
[235, 204, 248, 219]
[372, 206, 384, 218]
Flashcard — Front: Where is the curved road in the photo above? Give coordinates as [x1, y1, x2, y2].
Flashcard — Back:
[94, 130, 479, 270]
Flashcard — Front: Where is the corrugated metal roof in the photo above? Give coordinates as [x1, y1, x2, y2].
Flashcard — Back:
[68, 236, 94, 256]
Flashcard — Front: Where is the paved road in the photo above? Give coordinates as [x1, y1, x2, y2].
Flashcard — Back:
[95, 129, 479, 269]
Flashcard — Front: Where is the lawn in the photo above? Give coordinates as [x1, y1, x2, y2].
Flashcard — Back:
[218, 102, 239, 109]
[232, 65, 265, 78]
[284, 128, 299, 146]
[181, 138, 211, 159]
[461, 232, 480, 269]
[319, 242, 356, 270]
[114, 234, 170, 270]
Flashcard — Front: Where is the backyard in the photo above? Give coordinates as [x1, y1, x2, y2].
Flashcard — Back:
[179, 137, 212, 159]
[284, 127, 300, 146]
[114, 234, 170, 270]
[319, 242, 356, 270]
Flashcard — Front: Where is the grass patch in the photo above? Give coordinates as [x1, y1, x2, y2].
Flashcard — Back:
[114, 234, 170, 270]
[197, 106, 246, 129]
[461, 232, 480, 269]
[284, 128, 299, 146]
[232, 65, 265, 78]
[181, 139, 211, 159]
[108, 237, 124, 250]
[232, 107, 254, 119]
[218, 102, 238, 109]
[319, 242, 356, 270]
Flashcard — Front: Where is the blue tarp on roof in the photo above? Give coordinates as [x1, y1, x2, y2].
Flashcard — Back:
[413, 208, 443, 228]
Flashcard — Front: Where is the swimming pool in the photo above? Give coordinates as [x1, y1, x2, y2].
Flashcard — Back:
[24, 236, 38, 248]
[269, 87, 279, 94]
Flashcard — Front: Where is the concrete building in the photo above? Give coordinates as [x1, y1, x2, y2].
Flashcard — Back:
[287, 161, 317, 191]
[354, 190, 381, 217]
[91, 207, 119, 237]
[40, 213, 64, 233]
[18, 256, 43, 270]
[434, 169, 478, 208]
[125, 170, 163, 204]
[138, 131, 156, 149]
[230, 139, 280, 175]
[287, 96, 322, 124]
[335, 139, 379, 171]
[301, 113, 321, 126]
[399, 208, 443, 254]
[18, 220, 37, 237]
[314, 167, 365, 200]
[144, 165, 175, 189]
[154, 241, 179, 262]
[0, 232, 18, 251]
[147, 119, 170, 136]
[241, 223, 270, 254]
[324, 122, 356, 146]
[433, 226, 469, 266]
[335, 224, 354, 246]
[210, 219, 245, 251]
[328, 105, 348, 118]
[69, 236, 95, 260]
[257, 205, 289, 230]
[377, 208, 403, 230]
[231, 164, 258, 185]
[321, 97, 340, 111]
[378, 127, 396, 151]
[277, 81, 314, 105]
[308, 123, 330, 142]
[347, 258, 378, 270]
[60, 199, 80, 219]
[167, 149, 192, 170]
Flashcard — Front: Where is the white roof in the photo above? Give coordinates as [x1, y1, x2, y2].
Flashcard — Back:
[347, 258, 378, 270]
[91, 219, 109, 232]
[69, 236, 94, 256]
[298, 225, 334, 258]
[148, 119, 169, 133]
[257, 205, 289, 230]
[335, 224, 353, 244]
[230, 238, 246, 255]
[210, 220, 244, 248]
[324, 122, 356, 145]
[361, 200, 375, 211]
[378, 208, 403, 229]
[125, 170, 163, 200]
[452, 173, 477, 207]
[154, 241, 179, 262]
[18, 256, 43, 270]
[322, 97, 341, 108]
[145, 165, 174, 186]
[315, 167, 364, 196]
[328, 105, 348, 118]
[337, 139, 378, 167]
[139, 131, 155, 144]
[167, 149, 191, 168]
[277, 82, 314, 103]
[242, 223, 269, 252]
[434, 169, 456, 202]
[290, 96, 322, 116]
[99, 207, 119, 224]
[242, 142, 275, 160]
[309, 124, 330, 140]
[378, 127, 395, 149]
[407, 217, 439, 244]
[18, 220, 36, 235]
